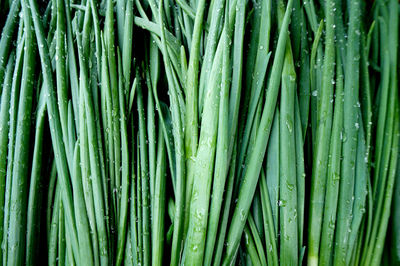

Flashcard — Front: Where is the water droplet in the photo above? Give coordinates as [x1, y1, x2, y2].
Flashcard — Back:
[312, 90, 318, 97]
[286, 117, 293, 133]
[333, 172, 340, 183]
[278, 200, 287, 207]
[240, 209, 245, 221]
[286, 181, 294, 191]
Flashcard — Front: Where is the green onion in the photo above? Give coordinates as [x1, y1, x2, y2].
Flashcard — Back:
[0, 0, 398, 265]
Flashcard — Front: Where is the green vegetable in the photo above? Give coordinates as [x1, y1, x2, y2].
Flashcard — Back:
[0, 0, 398, 265]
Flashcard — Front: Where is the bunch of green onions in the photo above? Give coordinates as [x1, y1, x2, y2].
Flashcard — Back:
[0, 0, 399, 265]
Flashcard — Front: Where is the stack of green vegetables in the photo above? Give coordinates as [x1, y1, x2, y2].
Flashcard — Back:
[0, 0, 399, 265]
